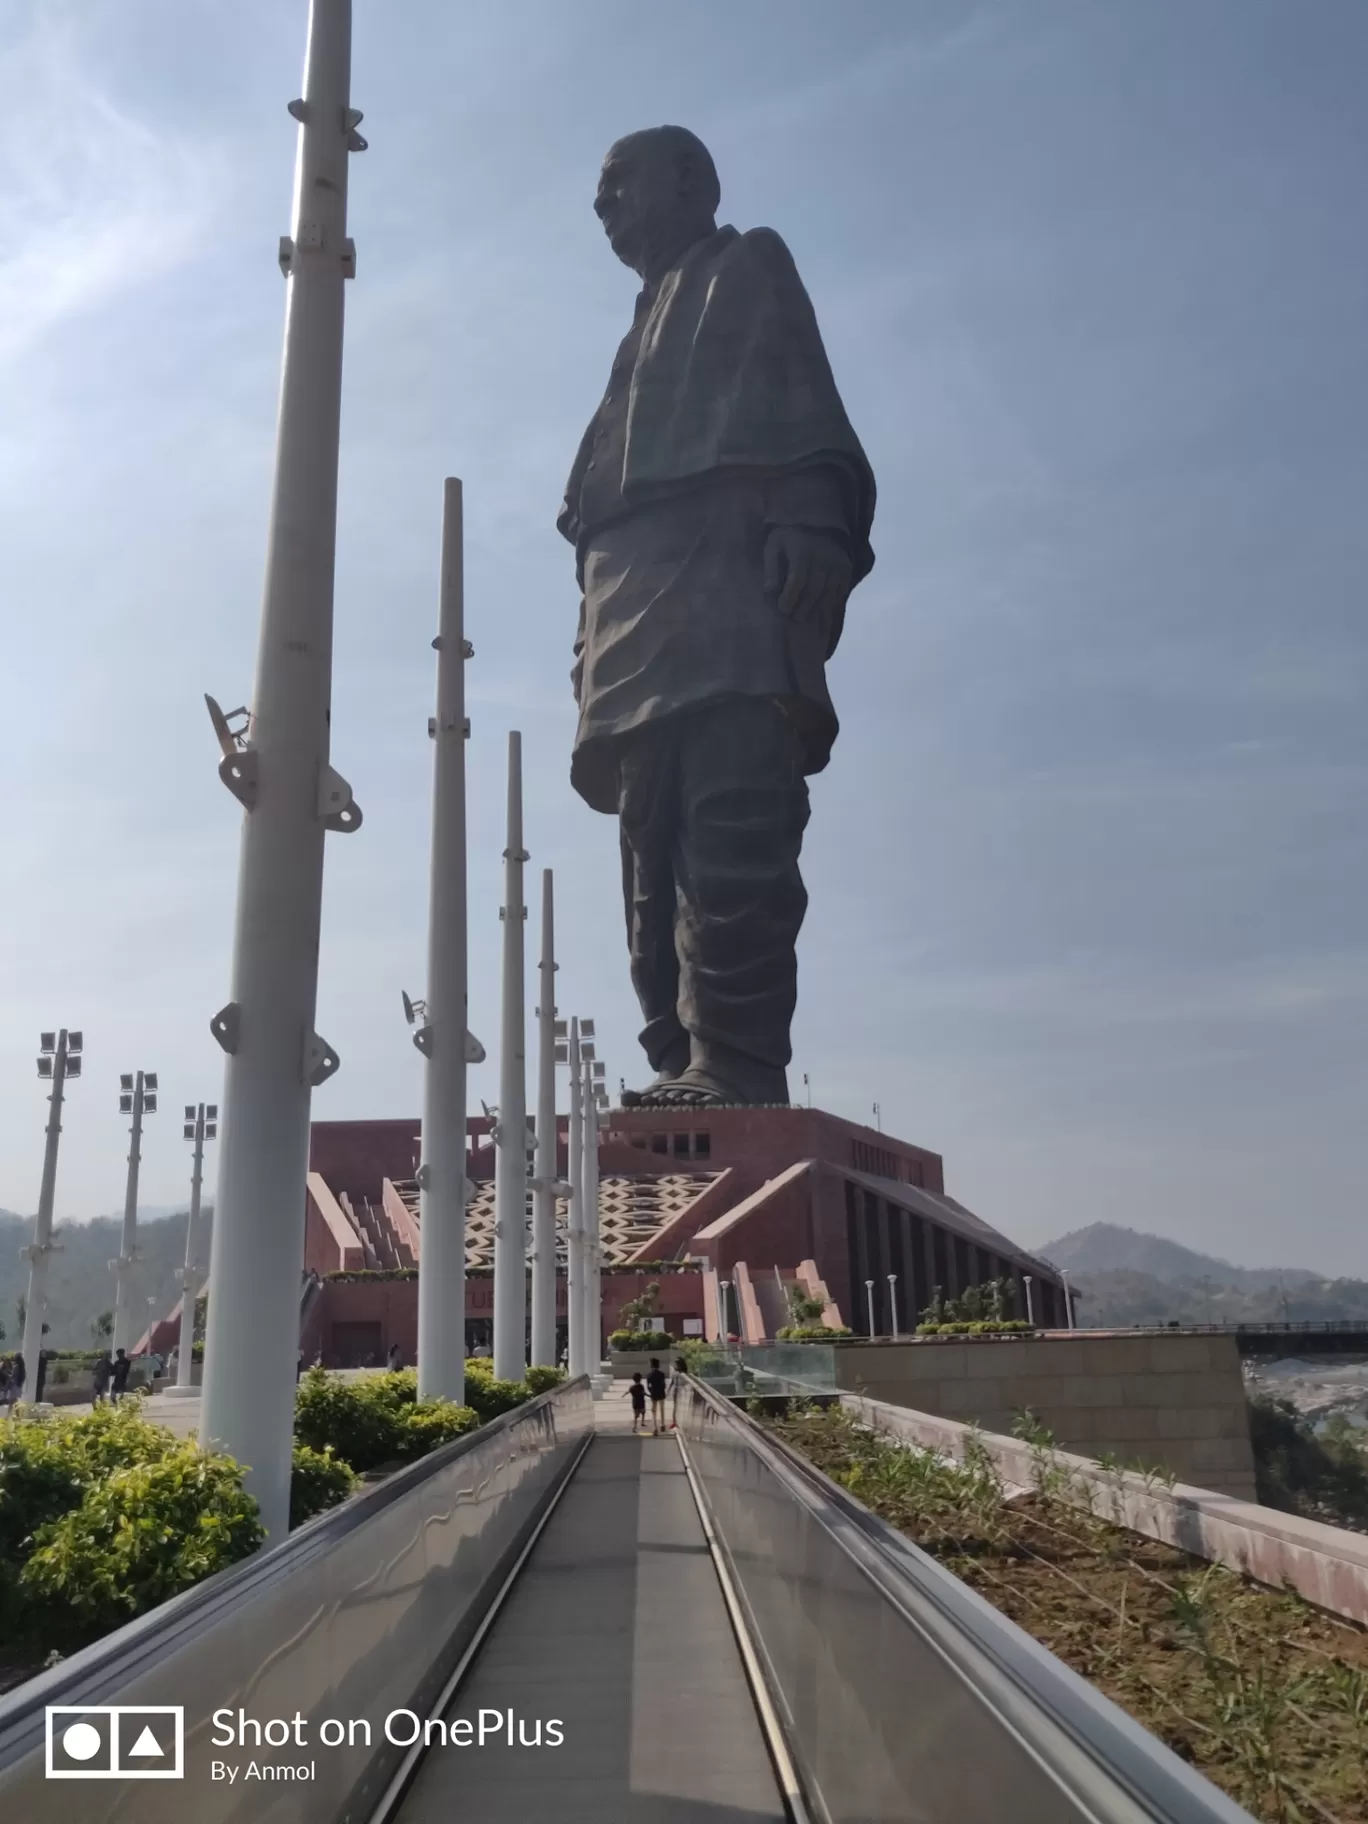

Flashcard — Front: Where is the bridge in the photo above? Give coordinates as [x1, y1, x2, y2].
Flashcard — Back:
[0, 1377, 1252, 1821]
[1126, 1319, 1368, 1359]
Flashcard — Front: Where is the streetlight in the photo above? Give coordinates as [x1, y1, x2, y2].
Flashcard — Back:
[1022, 1273, 1035, 1328]
[413, 478, 480, 1402]
[199, 0, 367, 1545]
[865, 1278, 876, 1338]
[1061, 1269, 1076, 1331]
[887, 1273, 899, 1339]
[530, 870, 561, 1368]
[718, 1278, 733, 1347]
[168, 1103, 217, 1397]
[557, 1017, 587, 1377]
[873, 1102, 881, 1133]
[580, 1053, 607, 1378]
[112, 1071, 157, 1356]
[492, 731, 528, 1384]
[22, 1029, 80, 1388]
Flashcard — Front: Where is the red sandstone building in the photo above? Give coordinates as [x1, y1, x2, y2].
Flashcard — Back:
[264, 1105, 1069, 1365]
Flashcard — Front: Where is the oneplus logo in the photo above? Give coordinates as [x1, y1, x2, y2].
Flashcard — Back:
[46, 1706, 184, 1780]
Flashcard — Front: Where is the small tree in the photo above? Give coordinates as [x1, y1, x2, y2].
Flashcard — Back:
[90, 1311, 114, 1348]
[786, 1283, 827, 1326]
[619, 1280, 661, 1330]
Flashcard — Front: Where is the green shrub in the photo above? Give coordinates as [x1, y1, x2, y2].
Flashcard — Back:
[0, 1423, 87, 1558]
[22, 1446, 262, 1647]
[397, 1403, 478, 1460]
[462, 1372, 528, 1423]
[775, 1323, 853, 1341]
[524, 1365, 566, 1395]
[608, 1329, 675, 1352]
[915, 1321, 1032, 1337]
[293, 1367, 408, 1471]
[289, 1444, 359, 1528]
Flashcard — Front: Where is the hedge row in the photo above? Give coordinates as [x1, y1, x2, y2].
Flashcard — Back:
[915, 1321, 1035, 1337]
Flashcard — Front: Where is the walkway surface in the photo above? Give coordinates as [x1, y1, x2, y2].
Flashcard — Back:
[396, 1396, 786, 1823]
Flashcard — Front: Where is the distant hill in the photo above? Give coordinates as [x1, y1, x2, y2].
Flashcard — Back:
[1039, 1223, 1320, 1291]
[1038, 1224, 1368, 1327]
[0, 1209, 212, 1351]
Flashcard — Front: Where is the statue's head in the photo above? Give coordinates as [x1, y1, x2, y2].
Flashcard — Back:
[594, 126, 720, 279]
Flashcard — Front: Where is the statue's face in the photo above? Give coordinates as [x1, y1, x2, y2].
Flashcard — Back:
[594, 137, 678, 275]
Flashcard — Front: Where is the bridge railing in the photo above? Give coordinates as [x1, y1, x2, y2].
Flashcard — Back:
[677, 1375, 1254, 1824]
[0, 1377, 593, 1820]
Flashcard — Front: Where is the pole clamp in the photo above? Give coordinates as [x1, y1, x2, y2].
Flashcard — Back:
[318, 763, 363, 832]
[303, 1031, 340, 1088]
[210, 1004, 241, 1055]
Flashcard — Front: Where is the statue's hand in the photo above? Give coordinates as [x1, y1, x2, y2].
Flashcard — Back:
[763, 526, 853, 627]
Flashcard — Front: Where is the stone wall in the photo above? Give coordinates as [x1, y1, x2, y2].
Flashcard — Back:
[832, 1332, 1256, 1499]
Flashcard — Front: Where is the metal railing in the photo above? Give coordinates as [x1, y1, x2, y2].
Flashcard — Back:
[0, 1377, 593, 1820]
[677, 1375, 1254, 1823]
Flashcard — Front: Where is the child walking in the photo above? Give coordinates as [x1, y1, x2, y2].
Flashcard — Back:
[625, 1371, 647, 1433]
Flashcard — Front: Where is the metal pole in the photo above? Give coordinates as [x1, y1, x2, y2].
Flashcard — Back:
[566, 1018, 585, 1378]
[493, 732, 528, 1382]
[111, 1072, 146, 1356]
[1023, 1273, 1035, 1327]
[417, 479, 472, 1400]
[172, 1106, 208, 1395]
[887, 1273, 899, 1339]
[200, 0, 364, 1542]
[1061, 1270, 1076, 1330]
[581, 1064, 600, 1370]
[720, 1279, 732, 1347]
[530, 870, 558, 1366]
[22, 1031, 69, 1385]
[865, 1278, 876, 1338]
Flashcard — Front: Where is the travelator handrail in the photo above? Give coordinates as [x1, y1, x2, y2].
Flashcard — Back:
[0, 1376, 594, 1821]
[677, 1376, 1254, 1824]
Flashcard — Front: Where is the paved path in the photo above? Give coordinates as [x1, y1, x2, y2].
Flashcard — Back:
[396, 1398, 784, 1823]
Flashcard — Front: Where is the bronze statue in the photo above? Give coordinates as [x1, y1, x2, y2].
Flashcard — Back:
[559, 126, 876, 1108]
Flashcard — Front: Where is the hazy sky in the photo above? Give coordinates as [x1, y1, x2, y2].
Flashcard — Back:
[2, 0, 1365, 1276]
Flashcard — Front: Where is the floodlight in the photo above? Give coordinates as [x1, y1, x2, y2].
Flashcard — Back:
[581, 1043, 596, 1062]
[68, 1032, 83, 1054]
[554, 1043, 568, 1064]
[121, 1074, 135, 1092]
[592, 1062, 606, 1079]
[553, 1020, 567, 1039]
[66, 1056, 82, 1078]
[184, 1104, 196, 1121]
[40, 1032, 56, 1054]
[121, 1094, 134, 1114]
[207, 1105, 218, 1120]
[402, 990, 417, 1026]
[145, 1073, 158, 1092]
[206, 1123, 217, 1139]
[580, 1019, 595, 1039]
[184, 1124, 196, 1140]
[38, 1057, 54, 1079]
[144, 1095, 157, 1113]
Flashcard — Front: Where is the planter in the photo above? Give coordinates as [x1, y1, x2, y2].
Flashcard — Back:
[608, 1349, 676, 1380]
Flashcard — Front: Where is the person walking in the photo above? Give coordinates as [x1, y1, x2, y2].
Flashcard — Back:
[668, 1356, 687, 1429]
[625, 1371, 647, 1434]
[110, 1348, 131, 1406]
[9, 1353, 25, 1408]
[387, 1342, 402, 1372]
[0, 1359, 13, 1413]
[92, 1351, 113, 1407]
[646, 1357, 668, 1436]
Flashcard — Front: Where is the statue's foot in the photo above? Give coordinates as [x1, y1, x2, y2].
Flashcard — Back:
[620, 1041, 690, 1107]
[641, 1059, 789, 1109]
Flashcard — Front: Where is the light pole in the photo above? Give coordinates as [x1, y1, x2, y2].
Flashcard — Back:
[200, 0, 367, 1543]
[1061, 1270, 1076, 1330]
[718, 1278, 733, 1346]
[887, 1273, 899, 1339]
[865, 1278, 876, 1339]
[492, 732, 529, 1382]
[169, 1103, 217, 1397]
[562, 1017, 586, 1377]
[112, 1071, 157, 1356]
[530, 870, 559, 1367]
[1022, 1273, 1035, 1328]
[411, 477, 480, 1401]
[22, 1029, 81, 1387]
[873, 1102, 881, 1133]
[579, 1052, 608, 1375]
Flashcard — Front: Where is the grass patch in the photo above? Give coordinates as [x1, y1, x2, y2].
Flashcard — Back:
[768, 1403, 1368, 1823]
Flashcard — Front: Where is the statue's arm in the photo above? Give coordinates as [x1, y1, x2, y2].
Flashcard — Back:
[762, 466, 855, 627]
[571, 594, 586, 706]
